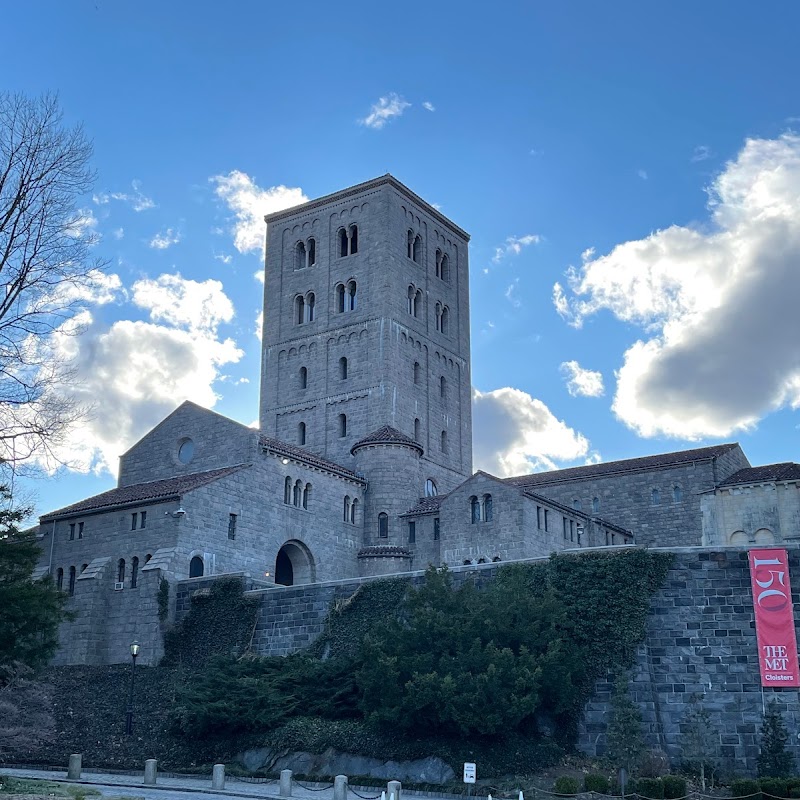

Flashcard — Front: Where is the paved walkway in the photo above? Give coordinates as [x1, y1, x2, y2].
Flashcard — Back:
[0, 767, 371, 800]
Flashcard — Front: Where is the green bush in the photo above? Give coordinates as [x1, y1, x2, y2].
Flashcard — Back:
[760, 779, 790, 799]
[730, 778, 761, 799]
[636, 778, 664, 799]
[584, 774, 611, 794]
[554, 777, 581, 795]
[661, 776, 687, 799]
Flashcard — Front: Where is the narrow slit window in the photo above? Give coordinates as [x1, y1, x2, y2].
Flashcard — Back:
[298, 421, 306, 445]
[303, 483, 311, 510]
[340, 356, 348, 379]
[131, 513, 137, 531]
[378, 512, 388, 538]
[338, 413, 347, 438]
[228, 513, 237, 540]
[140, 511, 146, 529]
[299, 366, 308, 389]
[131, 557, 139, 588]
[408, 521, 416, 543]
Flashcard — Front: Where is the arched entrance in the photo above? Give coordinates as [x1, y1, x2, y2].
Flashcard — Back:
[274, 540, 315, 586]
[189, 556, 204, 577]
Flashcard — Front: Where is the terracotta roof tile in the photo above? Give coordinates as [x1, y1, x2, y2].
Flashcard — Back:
[506, 443, 740, 488]
[259, 435, 365, 482]
[351, 425, 424, 455]
[402, 495, 445, 516]
[718, 463, 800, 487]
[40, 465, 248, 521]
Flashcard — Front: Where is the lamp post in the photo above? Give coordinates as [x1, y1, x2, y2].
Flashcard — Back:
[124, 642, 140, 735]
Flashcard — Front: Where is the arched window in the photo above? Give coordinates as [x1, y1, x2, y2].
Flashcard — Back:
[339, 356, 348, 379]
[441, 430, 448, 454]
[651, 488, 660, 505]
[435, 302, 442, 331]
[412, 234, 422, 263]
[463, 559, 472, 566]
[293, 479, 303, 507]
[435, 249, 450, 281]
[299, 366, 307, 389]
[470, 496, 480, 524]
[349, 224, 358, 254]
[306, 292, 315, 322]
[755, 528, 774, 544]
[68, 566, 76, 596]
[307, 238, 316, 266]
[338, 413, 347, 437]
[339, 228, 348, 258]
[284, 476, 292, 505]
[477, 557, 486, 564]
[378, 512, 388, 538]
[295, 295, 305, 325]
[440, 375, 446, 398]
[343, 495, 351, 522]
[592, 497, 600, 513]
[189, 556, 204, 578]
[730, 530, 748, 545]
[483, 494, 493, 521]
[407, 229, 414, 259]
[350, 498, 358, 524]
[131, 556, 139, 589]
[414, 417, 421, 442]
[145, 554, 152, 563]
[298, 421, 306, 445]
[336, 283, 345, 313]
[295, 240, 307, 270]
[56, 568, 64, 590]
[81, 563, 88, 573]
[415, 289, 422, 317]
[573, 499, 582, 511]
[303, 483, 311, 510]
[673, 486, 682, 502]
[441, 306, 449, 335]
[425, 478, 438, 497]
[117, 559, 125, 583]
[347, 280, 357, 311]
[413, 361, 421, 384]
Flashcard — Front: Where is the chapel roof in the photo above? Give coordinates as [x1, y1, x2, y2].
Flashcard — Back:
[505, 443, 741, 488]
[350, 425, 424, 455]
[259, 435, 365, 483]
[402, 494, 446, 516]
[717, 462, 800, 487]
[39, 465, 248, 522]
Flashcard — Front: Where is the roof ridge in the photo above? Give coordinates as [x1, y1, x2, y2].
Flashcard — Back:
[259, 434, 364, 482]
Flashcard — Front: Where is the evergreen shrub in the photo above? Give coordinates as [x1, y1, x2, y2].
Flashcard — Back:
[636, 777, 664, 799]
[661, 776, 687, 799]
[730, 779, 761, 799]
[553, 777, 581, 795]
[584, 774, 611, 794]
[760, 779, 790, 799]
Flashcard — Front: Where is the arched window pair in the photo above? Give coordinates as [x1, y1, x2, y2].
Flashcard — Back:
[338, 413, 347, 438]
[435, 303, 450, 334]
[335, 281, 357, 313]
[285, 476, 312, 509]
[407, 230, 422, 263]
[407, 284, 422, 317]
[295, 292, 316, 324]
[343, 495, 359, 523]
[297, 421, 307, 445]
[435, 249, 450, 281]
[470, 494, 493, 523]
[339, 225, 358, 257]
[295, 238, 316, 270]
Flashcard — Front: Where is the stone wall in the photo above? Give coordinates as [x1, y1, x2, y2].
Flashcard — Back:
[175, 545, 800, 775]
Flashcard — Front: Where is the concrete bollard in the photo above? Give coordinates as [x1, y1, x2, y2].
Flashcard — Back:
[388, 780, 402, 800]
[334, 775, 348, 800]
[67, 754, 82, 780]
[280, 769, 293, 797]
[144, 759, 158, 785]
[212, 764, 225, 790]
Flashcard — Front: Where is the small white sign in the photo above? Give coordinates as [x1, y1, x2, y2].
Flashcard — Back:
[463, 763, 476, 784]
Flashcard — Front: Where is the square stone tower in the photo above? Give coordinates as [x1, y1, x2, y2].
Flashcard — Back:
[259, 175, 472, 492]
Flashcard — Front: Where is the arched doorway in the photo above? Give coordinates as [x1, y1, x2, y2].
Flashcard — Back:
[274, 541, 315, 586]
[189, 556, 204, 577]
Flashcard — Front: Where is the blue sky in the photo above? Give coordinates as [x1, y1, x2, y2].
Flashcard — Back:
[6, 1, 800, 518]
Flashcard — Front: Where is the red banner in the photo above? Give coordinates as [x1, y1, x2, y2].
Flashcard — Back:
[748, 549, 800, 687]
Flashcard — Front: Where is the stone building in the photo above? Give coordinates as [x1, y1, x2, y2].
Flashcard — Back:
[33, 175, 800, 665]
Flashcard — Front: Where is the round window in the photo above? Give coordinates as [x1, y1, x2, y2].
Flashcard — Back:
[177, 438, 195, 464]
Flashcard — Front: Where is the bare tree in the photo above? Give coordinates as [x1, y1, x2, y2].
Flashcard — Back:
[0, 93, 102, 471]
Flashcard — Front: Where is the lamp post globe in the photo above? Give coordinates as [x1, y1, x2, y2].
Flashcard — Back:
[125, 641, 140, 735]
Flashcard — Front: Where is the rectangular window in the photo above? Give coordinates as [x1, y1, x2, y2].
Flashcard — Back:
[536, 506, 542, 529]
[433, 518, 440, 541]
[140, 511, 147, 529]
[544, 509, 549, 532]
[228, 513, 237, 540]
[563, 517, 568, 539]
[570, 519, 575, 542]
[408, 521, 416, 544]
[131, 513, 138, 530]
[78, 522, 84, 539]
[69, 523, 75, 541]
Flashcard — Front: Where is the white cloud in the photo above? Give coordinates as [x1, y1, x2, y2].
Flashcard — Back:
[93, 180, 155, 212]
[637, 169, 648, 181]
[253, 269, 265, 284]
[559, 360, 605, 398]
[65, 208, 99, 240]
[505, 279, 521, 308]
[255, 309, 263, 341]
[214, 253, 233, 265]
[131, 274, 234, 334]
[34, 274, 242, 476]
[211, 170, 307, 255]
[112, 227, 125, 240]
[149, 228, 181, 250]
[422, 101, 435, 112]
[473, 387, 591, 477]
[492, 234, 540, 264]
[554, 133, 800, 440]
[358, 93, 411, 129]
[691, 145, 713, 162]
